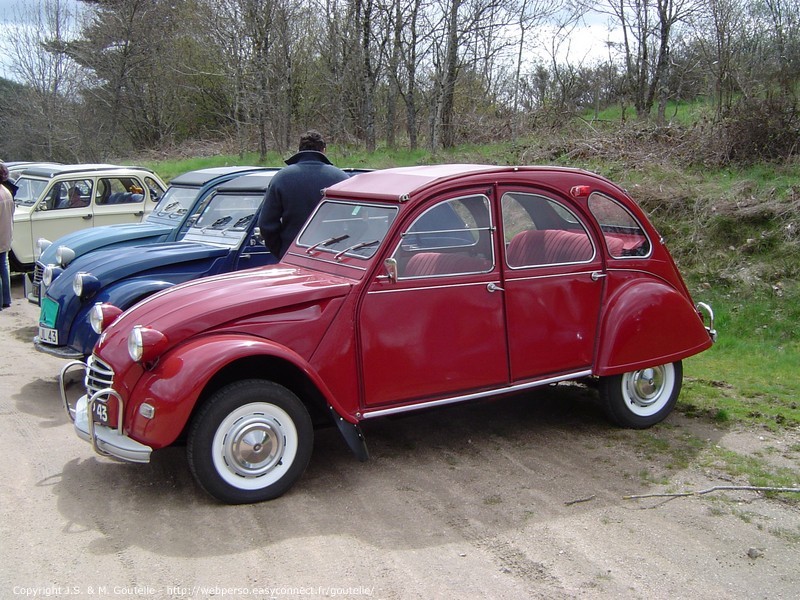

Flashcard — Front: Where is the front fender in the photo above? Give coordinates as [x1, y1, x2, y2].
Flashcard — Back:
[67, 280, 177, 356]
[126, 334, 350, 448]
[97, 278, 176, 310]
[596, 279, 713, 376]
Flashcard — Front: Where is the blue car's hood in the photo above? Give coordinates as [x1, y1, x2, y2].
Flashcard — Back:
[38, 222, 174, 266]
[46, 241, 230, 298]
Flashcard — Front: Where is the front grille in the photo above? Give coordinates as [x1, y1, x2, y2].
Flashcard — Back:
[85, 355, 114, 396]
[33, 262, 44, 285]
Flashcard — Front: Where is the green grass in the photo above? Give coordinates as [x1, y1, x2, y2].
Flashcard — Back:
[680, 288, 800, 430]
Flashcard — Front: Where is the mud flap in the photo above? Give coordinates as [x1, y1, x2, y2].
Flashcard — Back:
[329, 406, 369, 462]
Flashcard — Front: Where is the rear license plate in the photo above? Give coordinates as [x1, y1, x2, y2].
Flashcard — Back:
[38, 326, 58, 345]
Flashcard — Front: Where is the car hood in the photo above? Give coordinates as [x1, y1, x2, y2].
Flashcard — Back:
[96, 266, 353, 361]
[47, 240, 230, 298]
[38, 222, 174, 265]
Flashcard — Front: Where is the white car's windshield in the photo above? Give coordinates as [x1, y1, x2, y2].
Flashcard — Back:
[13, 177, 48, 207]
[297, 201, 397, 260]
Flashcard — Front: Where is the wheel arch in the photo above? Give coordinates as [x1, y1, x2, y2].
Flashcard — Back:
[595, 278, 713, 376]
[193, 354, 332, 432]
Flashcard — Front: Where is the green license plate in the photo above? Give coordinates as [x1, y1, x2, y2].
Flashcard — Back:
[40, 296, 59, 328]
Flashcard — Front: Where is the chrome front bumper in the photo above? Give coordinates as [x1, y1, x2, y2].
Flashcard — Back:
[60, 361, 152, 464]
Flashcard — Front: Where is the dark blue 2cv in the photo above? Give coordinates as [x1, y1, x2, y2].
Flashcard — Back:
[36, 172, 279, 360]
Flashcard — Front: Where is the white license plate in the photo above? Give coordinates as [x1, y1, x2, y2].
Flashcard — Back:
[38, 326, 59, 345]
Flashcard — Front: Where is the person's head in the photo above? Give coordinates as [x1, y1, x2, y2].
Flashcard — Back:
[69, 187, 81, 206]
[0, 163, 8, 182]
[298, 130, 326, 153]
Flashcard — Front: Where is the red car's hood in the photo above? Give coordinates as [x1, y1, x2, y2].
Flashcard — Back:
[95, 265, 353, 362]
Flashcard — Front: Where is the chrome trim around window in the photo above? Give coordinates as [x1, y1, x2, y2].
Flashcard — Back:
[359, 369, 593, 419]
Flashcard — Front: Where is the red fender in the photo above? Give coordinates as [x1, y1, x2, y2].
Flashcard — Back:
[125, 334, 351, 448]
[595, 279, 713, 376]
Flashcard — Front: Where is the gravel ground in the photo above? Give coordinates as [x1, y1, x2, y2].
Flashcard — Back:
[1, 274, 799, 600]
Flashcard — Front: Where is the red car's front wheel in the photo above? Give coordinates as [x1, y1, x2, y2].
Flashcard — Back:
[187, 379, 313, 504]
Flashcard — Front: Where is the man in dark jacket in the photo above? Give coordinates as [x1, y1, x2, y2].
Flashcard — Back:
[258, 130, 349, 259]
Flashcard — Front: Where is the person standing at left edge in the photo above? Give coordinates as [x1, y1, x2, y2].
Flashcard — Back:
[0, 162, 16, 310]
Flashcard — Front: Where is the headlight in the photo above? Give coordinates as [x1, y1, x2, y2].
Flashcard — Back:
[90, 303, 123, 334]
[42, 265, 63, 287]
[56, 246, 76, 267]
[127, 325, 168, 363]
[73, 272, 100, 298]
[35, 238, 52, 260]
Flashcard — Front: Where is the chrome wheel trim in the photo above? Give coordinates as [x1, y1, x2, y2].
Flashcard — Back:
[622, 364, 674, 417]
[212, 402, 298, 491]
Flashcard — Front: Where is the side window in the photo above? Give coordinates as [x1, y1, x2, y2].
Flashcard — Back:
[502, 192, 594, 268]
[145, 176, 165, 202]
[52, 179, 92, 210]
[95, 178, 145, 205]
[396, 195, 494, 278]
[587, 192, 651, 258]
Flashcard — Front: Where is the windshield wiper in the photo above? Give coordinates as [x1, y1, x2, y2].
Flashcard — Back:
[209, 215, 232, 229]
[334, 239, 380, 260]
[228, 213, 254, 230]
[306, 234, 350, 254]
[157, 201, 181, 215]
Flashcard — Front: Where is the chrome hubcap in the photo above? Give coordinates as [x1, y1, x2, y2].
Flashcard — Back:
[223, 415, 285, 478]
[627, 366, 664, 408]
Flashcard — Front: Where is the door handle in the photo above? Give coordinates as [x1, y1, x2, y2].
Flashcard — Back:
[82, 214, 92, 220]
[591, 271, 607, 281]
[487, 282, 505, 292]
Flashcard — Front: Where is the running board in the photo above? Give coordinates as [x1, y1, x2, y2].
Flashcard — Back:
[360, 369, 593, 420]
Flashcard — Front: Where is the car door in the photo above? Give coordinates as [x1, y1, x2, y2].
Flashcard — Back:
[92, 176, 148, 226]
[29, 178, 94, 245]
[358, 191, 508, 408]
[499, 188, 605, 381]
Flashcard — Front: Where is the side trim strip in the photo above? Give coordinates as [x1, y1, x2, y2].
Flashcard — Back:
[360, 369, 593, 419]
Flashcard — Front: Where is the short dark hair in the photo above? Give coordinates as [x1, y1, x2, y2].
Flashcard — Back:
[0, 163, 8, 182]
[298, 130, 326, 152]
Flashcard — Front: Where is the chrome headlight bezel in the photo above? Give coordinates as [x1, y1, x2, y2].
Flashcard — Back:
[42, 264, 63, 287]
[127, 325, 168, 364]
[55, 246, 76, 268]
[73, 272, 100, 299]
[35, 238, 52, 260]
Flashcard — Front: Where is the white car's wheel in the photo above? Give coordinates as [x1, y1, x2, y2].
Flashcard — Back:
[187, 380, 313, 504]
[600, 361, 682, 429]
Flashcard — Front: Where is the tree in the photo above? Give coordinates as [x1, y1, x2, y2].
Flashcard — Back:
[1, 0, 86, 160]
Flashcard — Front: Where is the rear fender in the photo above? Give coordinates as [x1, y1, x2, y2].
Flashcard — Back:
[126, 334, 351, 448]
[596, 279, 713, 376]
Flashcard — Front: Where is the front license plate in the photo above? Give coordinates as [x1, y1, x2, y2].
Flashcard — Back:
[38, 326, 58, 345]
[91, 401, 110, 426]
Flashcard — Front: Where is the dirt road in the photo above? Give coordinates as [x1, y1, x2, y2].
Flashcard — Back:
[1, 274, 798, 599]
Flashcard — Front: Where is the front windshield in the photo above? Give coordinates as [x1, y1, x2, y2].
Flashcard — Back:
[13, 177, 48, 207]
[297, 200, 398, 260]
[182, 191, 263, 247]
[146, 185, 201, 221]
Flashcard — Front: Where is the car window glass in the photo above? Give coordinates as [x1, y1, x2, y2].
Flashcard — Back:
[95, 177, 145, 205]
[502, 192, 594, 267]
[145, 176, 165, 202]
[587, 192, 651, 258]
[14, 177, 48, 207]
[151, 185, 200, 220]
[395, 194, 494, 278]
[297, 201, 398, 259]
[51, 179, 92, 210]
